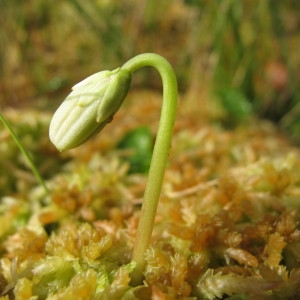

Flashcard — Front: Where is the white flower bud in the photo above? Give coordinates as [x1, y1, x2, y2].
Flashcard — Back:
[49, 68, 131, 151]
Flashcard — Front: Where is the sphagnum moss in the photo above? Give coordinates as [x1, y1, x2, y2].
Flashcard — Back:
[2, 58, 300, 299]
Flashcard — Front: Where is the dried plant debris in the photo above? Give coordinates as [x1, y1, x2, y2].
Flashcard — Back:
[1, 94, 300, 299]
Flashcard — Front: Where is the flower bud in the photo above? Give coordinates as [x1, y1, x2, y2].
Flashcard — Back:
[49, 68, 131, 151]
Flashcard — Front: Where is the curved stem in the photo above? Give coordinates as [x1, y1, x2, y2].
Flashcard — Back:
[122, 53, 178, 283]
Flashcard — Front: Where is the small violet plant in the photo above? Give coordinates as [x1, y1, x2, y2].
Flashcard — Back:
[49, 53, 178, 283]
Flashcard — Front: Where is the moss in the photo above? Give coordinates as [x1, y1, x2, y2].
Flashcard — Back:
[1, 94, 300, 298]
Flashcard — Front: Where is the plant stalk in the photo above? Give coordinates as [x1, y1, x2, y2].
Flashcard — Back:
[122, 53, 178, 283]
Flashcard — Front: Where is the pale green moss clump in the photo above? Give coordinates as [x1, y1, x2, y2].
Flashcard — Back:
[1, 96, 300, 299]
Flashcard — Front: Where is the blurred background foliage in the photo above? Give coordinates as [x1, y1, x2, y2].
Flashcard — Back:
[0, 0, 300, 141]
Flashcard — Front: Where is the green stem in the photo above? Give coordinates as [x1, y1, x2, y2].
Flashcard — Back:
[122, 53, 178, 283]
[0, 112, 49, 194]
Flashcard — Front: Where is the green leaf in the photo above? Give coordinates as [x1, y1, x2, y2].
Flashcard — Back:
[117, 127, 153, 174]
[217, 88, 252, 126]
